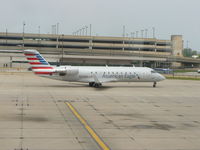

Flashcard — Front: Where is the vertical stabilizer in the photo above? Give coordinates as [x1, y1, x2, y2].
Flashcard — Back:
[24, 49, 54, 75]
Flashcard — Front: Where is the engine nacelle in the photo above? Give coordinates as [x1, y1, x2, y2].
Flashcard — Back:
[66, 69, 79, 75]
[55, 67, 79, 77]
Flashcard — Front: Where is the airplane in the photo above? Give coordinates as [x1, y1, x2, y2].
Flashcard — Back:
[24, 49, 165, 88]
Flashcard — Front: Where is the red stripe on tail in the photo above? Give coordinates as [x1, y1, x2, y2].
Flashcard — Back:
[35, 72, 54, 75]
[32, 67, 53, 69]
[27, 58, 38, 60]
[25, 54, 35, 56]
[29, 62, 42, 65]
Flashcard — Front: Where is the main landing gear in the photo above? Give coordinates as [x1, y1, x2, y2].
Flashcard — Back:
[89, 82, 102, 88]
[153, 82, 157, 88]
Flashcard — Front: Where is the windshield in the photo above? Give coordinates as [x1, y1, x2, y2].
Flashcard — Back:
[151, 70, 157, 73]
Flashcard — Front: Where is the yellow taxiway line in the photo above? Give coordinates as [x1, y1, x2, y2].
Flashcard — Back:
[65, 102, 110, 150]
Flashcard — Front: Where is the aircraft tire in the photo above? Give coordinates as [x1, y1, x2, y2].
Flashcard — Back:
[153, 82, 156, 88]
[94, 83, 99, 88]
[94, 83, 102, 88]
[89, 82, 95, 87]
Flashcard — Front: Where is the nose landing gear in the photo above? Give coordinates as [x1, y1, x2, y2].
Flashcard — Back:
[153, 82, 157, 88]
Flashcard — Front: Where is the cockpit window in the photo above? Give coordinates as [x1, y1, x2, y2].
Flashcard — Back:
[151, 70, 157, 73]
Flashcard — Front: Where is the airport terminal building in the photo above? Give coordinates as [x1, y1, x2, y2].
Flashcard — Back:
[0, 32, 182, 55]
[0, 32, 199, 68]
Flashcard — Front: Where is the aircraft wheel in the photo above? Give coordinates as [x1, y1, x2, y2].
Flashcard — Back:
[94, 83, 99, 88]
[153, 82, 157, 88]
[89, 82, 95, 87]
[94, 83, 102, 88]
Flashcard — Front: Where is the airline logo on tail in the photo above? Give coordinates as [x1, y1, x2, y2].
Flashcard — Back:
[24, 49, 54, 75]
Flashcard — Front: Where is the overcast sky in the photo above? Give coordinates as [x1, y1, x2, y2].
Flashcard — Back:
[0, 0, 199, 50]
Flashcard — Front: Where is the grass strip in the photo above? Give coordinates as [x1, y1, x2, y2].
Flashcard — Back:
[165, 76, 200, 81]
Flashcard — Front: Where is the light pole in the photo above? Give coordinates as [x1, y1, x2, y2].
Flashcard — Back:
[152, 27, 155, 38]
[131, 32, 133, 38]
[89, 24, 92, 36]
[145, 29, 148, 38]
[61, 34, 64, 65]
[22, 22, 26, 48]
[123, 25, 125, 37]
[131, 32, 135, 38]
[52, 25, 56, 34]
[131, 32, 135, 49]
[51, 25, 54, 34]
[51, 25, 53, 34]
[6, 28, 8, 45]
[136, 31, 139, 38]
[57, 23, 59, 35]
[141, 30, 144, 38]
[85, 26, 88, 35]
[38, 26, 41, 50]
[82, 27, 85, 36]
[38, 26, 40, 34]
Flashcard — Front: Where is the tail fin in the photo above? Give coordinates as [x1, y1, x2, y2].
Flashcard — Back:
[24, 49, 54, 75]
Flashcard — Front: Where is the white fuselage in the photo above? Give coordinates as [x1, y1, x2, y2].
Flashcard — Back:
[43, 66, 165, 83]
[24, 49, 165, 87]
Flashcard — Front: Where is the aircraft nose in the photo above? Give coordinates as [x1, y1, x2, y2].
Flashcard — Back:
[158, 74, 165, 81]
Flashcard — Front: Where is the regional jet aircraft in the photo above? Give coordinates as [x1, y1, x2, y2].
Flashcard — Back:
[24, 49, 165, 87]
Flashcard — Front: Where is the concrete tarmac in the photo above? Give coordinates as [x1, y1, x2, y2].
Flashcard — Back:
[0, 72, 200, 150]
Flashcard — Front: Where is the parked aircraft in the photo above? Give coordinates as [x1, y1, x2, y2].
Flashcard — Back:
[24, 49, 165, 87]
